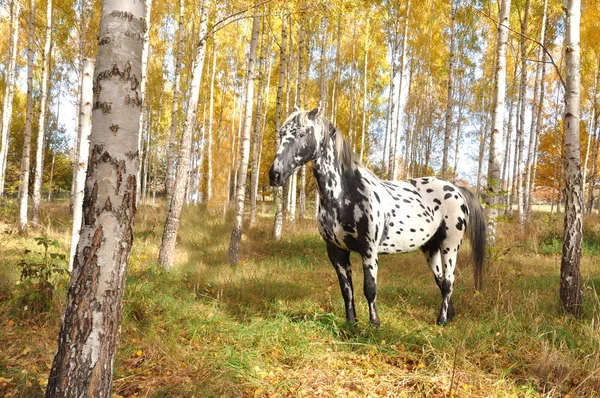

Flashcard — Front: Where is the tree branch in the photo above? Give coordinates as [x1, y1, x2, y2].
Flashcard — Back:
[472, 5, 566, 89]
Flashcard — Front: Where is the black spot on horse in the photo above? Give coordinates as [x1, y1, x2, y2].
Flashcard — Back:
[410, 228, 416, 232]
[433, 198, 442, 205]
[456, 217, 466, 231]
[444, 193, 452, 200]
[427, 188, 434, 193]
[443, 185, 455, 192]
[409, 179, 417, 186]
[460, 204, 469, 215]
[420, 220, 448, 257]
[374, 192, 380, 203]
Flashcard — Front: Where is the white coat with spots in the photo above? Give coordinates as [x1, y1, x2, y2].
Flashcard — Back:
[269, 108, 486, 326]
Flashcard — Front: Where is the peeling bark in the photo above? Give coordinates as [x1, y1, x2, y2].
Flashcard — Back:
[46, 1, 145, 396]
[561, 0, 583, 317]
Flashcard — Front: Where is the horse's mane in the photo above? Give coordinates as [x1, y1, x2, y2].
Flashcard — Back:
[284, 110, 357, 172]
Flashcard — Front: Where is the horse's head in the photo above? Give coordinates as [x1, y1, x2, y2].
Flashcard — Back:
[269, 107, 323, 186]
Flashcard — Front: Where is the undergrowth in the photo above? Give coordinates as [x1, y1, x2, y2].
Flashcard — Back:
[0, 202, 599, 397]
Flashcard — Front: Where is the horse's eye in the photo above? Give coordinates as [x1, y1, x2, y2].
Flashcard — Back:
[297, 129, 306, 138]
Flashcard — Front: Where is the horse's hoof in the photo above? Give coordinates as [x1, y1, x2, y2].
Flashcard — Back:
[436, 316, 449, 325]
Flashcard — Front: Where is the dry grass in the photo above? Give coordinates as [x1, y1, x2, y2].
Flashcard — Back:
[1, 201, 600, 397]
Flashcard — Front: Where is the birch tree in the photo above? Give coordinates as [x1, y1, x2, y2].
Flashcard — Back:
[392, 0, 410, 180]
[560, 0, 583, 316]
[68, 59, 94, 271]
[486, 0, 511, 246]
[272, 14, 287, 239]
[32, 0, 53, 226]
[45, 0, 145, 394]
[136, 0, 152, 203]
[158, 0, 209, 271]
[165, 0, 185, 203]
[18, 0, 35, 234]
[229, 6, 260, 265]
[0, 0, 21, 197]
[441, 0, 456, 179]
[516, 0, 530, 232]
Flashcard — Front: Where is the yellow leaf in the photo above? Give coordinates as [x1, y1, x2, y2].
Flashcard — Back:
[417, 362, 425, 369]
[21, 348, 29, 356]
[136, 350, 142, 357]
[7, 320, 14, 326]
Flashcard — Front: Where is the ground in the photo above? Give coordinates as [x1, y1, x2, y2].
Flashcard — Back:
[0, 201, 599, 397]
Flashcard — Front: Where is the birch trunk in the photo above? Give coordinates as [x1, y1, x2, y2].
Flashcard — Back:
[560, 0, 583, 316]
[229, 6, 259, 264]
[158, 0, 209, 271]
[18, 0, 35, 234]
[136, 0, 152, 203]
[442, 0, 456, 179]
[486, 0, 511, 246]
[273, 14, 287, 239]
[0, 0, 21, 197]
[70, 0, 87, 212]
[165, 0, 185, 203]
[588, 62, 600, 212]
[523, 0, 548, 220]
[32, 0, 53, 226]
[206, 41, 217, 204]
[516, 0, 530, 231]
[45, 1, 145, 394]
[393, 0, 410, 180]
[250, 16, 266, 225]
[69, 59, 94, 271]
[360, 19, 369, 163]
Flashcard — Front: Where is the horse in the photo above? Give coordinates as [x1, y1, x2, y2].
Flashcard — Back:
[268, 107, 486, 326]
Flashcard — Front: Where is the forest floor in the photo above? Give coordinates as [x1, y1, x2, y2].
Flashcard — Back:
[1, 201, 600, 397]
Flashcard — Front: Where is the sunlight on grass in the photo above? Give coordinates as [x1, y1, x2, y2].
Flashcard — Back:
[1, 202, 599, 396]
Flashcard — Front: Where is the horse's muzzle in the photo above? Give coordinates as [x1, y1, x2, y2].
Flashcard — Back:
[269, 166, 283, 186]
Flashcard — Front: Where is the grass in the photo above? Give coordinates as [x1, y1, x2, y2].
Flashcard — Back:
[1, 201, 600, 397]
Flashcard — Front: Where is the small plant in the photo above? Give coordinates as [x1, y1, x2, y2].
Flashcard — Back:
[15, 236, 69, 315]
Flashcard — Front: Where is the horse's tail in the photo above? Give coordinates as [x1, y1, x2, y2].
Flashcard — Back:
[458, 187, 486, 290]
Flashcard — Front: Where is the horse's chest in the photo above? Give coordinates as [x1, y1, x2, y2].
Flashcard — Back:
[317, 204, 366, 252]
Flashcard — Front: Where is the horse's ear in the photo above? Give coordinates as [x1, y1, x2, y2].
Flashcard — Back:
[308, 106, 320, 120]
[293, 106, 300, 113]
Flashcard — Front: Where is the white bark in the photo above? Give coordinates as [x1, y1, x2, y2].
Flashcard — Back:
[273, 14, 287, 239]
[486, 0, 511, 246]
[442, 0, 456, 179]
[0, 0, 21, 196]
[136, 0, 152, 204]
[560, 0, 582, 316]
[229, 7, 260, 265]
[46, 0, 145, 394]
[165, 0, 185, 203]
[360, 18, 370, 163]
[516, 0, 530, 231]
[69, 59, 94, 271]
[158, 0, 209, 270]
[32, 0, 53, 226]
[206, 41, 217, 204]
[392, 0, 410, 180]
[18, 0, 35, 234]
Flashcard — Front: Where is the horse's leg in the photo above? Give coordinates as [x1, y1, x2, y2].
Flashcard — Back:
[423, 248, 444, 292]
[438, 248, 459, 325]
[362, 253, 380, 327]
[326, 242, 357, 324]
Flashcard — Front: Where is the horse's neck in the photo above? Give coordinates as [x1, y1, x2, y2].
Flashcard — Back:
[313, 137, 345, 203]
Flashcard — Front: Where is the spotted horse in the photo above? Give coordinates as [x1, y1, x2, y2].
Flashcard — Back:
[269, 108, 487, 326]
